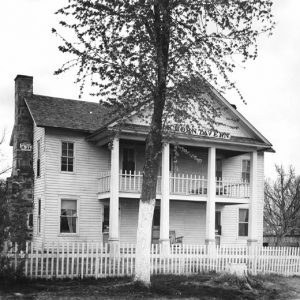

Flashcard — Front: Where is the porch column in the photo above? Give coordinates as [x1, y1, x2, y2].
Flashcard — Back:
[248, 150, 258, 246]
[109, 137, 119, 248]
[160, 143, 170, 254]
[206, 147, 216, 245]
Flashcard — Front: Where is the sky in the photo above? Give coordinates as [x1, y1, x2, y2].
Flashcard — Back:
[0, 1, 300, 180]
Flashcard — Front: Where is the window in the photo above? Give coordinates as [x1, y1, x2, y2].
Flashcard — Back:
[37, 140, 41, 177]
[215, 211, 221, 235]
[61, 142, 74, 172]
[216, 159, 222, 179]
[153, 207, 160, 227]
[27, 213, 33, 229]
[60, 199, 77, 233]
[242, 159, 250, 182]
[37, 199, 41, 234]
[122, 148, 135, 174]
[238, 209, 249, 237]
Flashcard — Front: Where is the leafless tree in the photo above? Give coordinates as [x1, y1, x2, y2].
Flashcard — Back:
[264, 165, 300, 246]
[0, 129, 11, 177]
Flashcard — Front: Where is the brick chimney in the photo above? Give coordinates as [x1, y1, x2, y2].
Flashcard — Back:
[12, 75, 34, 176]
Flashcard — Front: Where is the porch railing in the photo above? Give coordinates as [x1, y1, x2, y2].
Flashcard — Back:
[119, 171, 162, 194]
[98, 171, 161, 194]
[170, 173, 208, 196]
[98, 172, 250, 198]
[216, 178, 250, 198]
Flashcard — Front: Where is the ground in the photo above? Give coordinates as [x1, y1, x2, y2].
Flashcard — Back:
[0, 274, 300, 299]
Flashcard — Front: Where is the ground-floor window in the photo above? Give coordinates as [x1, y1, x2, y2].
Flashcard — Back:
[60, 199, 77, 233]
[238, 208, 249, 237]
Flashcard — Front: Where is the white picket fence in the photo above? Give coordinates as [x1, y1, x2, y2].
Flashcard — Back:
[2, 242, 300, 279]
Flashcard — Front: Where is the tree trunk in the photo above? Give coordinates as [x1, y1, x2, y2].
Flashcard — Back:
[134, 199, 156, 285]
[134, 0, 171, 285]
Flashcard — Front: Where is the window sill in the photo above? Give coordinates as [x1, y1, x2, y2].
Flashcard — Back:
[60, 171, 76, 175]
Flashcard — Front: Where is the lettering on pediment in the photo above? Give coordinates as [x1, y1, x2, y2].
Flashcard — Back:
[165, 124, 231, 139]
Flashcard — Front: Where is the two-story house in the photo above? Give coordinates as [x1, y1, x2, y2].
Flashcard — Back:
[9, 75, 273, 247]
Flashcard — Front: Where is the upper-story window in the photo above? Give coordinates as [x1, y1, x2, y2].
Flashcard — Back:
[61, 142, 74, 172]
[242, 159, 250, 182]
[37, 140, 41, 177]
[238, 208, 249, 237]
[122, 148, 135, 174]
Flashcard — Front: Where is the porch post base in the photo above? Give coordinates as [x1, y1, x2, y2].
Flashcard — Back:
[247, 239, 258, 247]
[108, 238, 120, 257]
[160, 239, 170, 256]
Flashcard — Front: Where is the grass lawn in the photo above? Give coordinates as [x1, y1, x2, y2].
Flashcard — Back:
[0, 273, 300, 299]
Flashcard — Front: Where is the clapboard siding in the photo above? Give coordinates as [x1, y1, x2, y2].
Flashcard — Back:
[128, 95, 252, 139]
[257, 152, 264, 244]
[119, 199, 139, 244]
[119, 199, 207, 244]
[170, 201, 206, 244]
[32, 125, 45, 244]
[43, 128, 110, 243]
[220, 152, 264, 245]
[39, 127, 264, 245]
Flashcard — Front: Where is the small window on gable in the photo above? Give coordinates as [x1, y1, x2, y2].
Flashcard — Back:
[242, 159, 250, 182]
[122, 148, 135, 174]
[238, 209, 249, 237]
[37, 140, 41, 177]
[61, 142, 74, 172]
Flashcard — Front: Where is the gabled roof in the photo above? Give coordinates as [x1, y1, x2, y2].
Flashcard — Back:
[25, 95, 114, 133]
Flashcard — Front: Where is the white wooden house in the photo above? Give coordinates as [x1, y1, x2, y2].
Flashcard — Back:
[10, 75, 274, 247]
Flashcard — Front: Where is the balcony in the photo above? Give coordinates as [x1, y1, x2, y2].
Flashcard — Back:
[98, 171, 250, 201]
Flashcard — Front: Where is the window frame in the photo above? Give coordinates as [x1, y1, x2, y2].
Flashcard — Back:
[60, 141, 75, 173]
[238, 208, 249, 237]
[58, 197, 79, 236]
[37, 139, 41, 178]
[241, 159, 250, 182]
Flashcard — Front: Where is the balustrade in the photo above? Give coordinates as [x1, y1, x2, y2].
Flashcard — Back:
[98, 171, 250, 199]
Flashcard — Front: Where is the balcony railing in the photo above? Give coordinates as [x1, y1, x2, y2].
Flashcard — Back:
[98, 171, 250, 199]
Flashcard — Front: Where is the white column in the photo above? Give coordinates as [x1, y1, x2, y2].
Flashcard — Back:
[109, 137, 119, 246]
[206, 147, 216, 245]
[160, 143, 170, 254]
[248, 150, 258, 246]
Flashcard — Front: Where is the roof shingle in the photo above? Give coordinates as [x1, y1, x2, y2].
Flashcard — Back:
[25, 95, 113, 132]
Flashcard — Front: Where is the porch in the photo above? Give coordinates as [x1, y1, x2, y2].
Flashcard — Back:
[96, 137, 260, 248]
